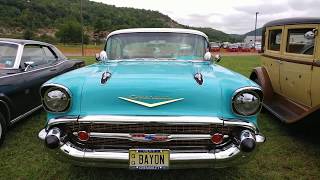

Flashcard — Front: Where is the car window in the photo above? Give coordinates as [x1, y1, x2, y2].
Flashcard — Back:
[0, 43, 18, 69]
[268, 29, 282, 51]
[286, 28, 315, 55]
[21, 45, 46, 68]
[43, 46, 57, 64]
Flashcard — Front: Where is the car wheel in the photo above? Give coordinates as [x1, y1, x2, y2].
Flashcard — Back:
[0, 113, 7, 146]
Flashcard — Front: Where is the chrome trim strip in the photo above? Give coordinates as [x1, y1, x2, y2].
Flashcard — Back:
[40, 83, 72, 113]
[79, 115, 223, 124]
[0, 60, 67, 79]
[102, 59, 209, 63]
[45, 115, 259, 133]
[106, 28, 209, 41]
[9, 105, 42, 125]
[73, 132, 212, 141]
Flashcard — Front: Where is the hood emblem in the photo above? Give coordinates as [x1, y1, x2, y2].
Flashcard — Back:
[118, 96, 184, 108]
[131, 134, 169, 142]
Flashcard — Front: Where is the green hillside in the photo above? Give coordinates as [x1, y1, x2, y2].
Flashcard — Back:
[0, 0, 243, 43]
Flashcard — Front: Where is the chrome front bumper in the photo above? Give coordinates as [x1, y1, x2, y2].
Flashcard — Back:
[38, 115, 266, 169]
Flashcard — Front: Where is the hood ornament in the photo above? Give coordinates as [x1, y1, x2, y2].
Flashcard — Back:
[194, 73, 203, 85]
[118, 96, 184, 108]
[101, 72, 112, 84]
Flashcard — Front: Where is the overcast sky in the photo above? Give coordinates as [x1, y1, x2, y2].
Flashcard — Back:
[91, 0, 320, 34]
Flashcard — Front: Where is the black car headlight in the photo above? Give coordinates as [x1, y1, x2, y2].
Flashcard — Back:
[232, 87, 263, 116]
[42, 86, 71, 112]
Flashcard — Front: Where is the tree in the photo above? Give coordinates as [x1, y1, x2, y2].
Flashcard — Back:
[23, 28, 34, 40]
[55, 21, 84, 44]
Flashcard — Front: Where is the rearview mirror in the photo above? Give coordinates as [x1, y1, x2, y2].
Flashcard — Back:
[95, 51, 108, 61]
[24, 61, 34, 71]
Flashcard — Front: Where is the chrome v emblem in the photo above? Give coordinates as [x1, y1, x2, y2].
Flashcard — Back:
[118, 97, 184, 108]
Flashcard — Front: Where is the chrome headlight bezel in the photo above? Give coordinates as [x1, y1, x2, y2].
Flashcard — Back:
[231, 87, 263, 116]
[41, 84, 71, 113]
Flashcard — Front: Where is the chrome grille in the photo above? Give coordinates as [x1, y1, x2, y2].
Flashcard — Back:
[69, 137, 218, 150]
[59, 122, 237, 150]
[63, 122, 235, 134]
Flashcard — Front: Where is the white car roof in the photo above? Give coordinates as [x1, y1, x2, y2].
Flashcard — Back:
[107, 28, 209, 41]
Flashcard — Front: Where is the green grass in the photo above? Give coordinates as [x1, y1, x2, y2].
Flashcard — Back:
[1, 55, 320, 179]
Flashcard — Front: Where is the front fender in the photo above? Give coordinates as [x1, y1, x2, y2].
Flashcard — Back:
[250, 67, 273, 101]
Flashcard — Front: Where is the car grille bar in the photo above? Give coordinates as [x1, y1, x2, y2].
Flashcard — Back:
[46, 116, 259, 151]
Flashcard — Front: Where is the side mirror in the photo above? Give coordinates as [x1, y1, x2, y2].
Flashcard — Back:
[204, 52, 212, 61]
[214, 54, 222, 62]
[24, 61, 34, 71]
[304, 31, 315, 39]
[95, 51, 108, 61]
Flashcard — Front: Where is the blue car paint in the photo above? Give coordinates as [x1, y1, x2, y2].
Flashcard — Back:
[45, 60, 259, 125]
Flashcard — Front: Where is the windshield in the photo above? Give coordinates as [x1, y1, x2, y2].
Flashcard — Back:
[106, 33, 208, 60]
[0, 43, 18, 69]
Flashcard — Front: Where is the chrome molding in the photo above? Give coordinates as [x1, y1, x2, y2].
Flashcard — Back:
[102, 59, 209, 63]
[45, 115, 260, 133]
[0, 60, 67, 79]
[73, 132, 214, 142]
[9, 105, 42, 125]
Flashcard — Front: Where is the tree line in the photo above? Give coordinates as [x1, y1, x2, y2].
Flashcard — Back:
[0, 0, 243, 43]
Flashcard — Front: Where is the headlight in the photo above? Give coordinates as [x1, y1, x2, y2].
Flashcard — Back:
[43, 86, 71, 112]
[232, 88, 262, 116]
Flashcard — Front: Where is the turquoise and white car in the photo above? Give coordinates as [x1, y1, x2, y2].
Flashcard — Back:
[38, 28, 265, 169]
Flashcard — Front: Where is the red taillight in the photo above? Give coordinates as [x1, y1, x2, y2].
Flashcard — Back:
[78, 131, 90, 141]
[211, 133, 224, 144]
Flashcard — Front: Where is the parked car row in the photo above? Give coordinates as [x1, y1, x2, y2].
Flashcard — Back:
[2, 17, 318, 170]
[209, 41, 261, 53]
[0, 38, 85, 145]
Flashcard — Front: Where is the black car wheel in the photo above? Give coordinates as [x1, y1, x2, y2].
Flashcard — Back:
[0, 113, 6, 146]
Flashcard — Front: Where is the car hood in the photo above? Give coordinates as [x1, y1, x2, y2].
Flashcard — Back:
[46, 60, 258, 120]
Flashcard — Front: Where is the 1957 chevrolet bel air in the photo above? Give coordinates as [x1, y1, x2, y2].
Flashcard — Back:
[38, 28, 265, 169]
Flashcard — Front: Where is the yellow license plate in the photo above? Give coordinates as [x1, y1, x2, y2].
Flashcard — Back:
[129, 149, 170, 170]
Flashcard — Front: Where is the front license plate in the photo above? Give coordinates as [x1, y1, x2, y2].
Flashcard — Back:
[129, 149, 170, 170]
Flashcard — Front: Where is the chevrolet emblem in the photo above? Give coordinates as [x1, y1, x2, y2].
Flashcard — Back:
[118, 96, 184, 108]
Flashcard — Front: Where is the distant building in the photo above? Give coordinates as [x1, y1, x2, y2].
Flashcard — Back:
[244, 35, 262, 44]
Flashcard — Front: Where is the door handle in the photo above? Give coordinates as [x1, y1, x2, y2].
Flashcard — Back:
[50, 68, 57, 71]
[277, 60, 282, 64]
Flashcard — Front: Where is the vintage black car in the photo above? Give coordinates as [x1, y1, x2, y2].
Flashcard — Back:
[0, 38, 84, 145]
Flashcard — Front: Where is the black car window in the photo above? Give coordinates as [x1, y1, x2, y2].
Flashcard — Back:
[268, 29, 282, 51]
[0, 43, 18, 68]
[43, 46, 57, 64]
[286, 28, 315, 55]
[21, 45, 47, 68]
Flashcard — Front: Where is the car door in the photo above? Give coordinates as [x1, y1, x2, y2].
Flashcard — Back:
[263, 26, 284, 94]
[310, 24, 320, 107]
[0, 43, 32, 119]
[279, 24, 318, 107]
[20, 44, 59, 109]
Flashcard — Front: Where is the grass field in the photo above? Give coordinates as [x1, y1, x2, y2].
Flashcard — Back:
[1, 56, 320, 179]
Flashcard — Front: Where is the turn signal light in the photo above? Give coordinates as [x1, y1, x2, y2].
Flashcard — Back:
[78, 131, 90, 141]
[211, 133, 224, 144]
